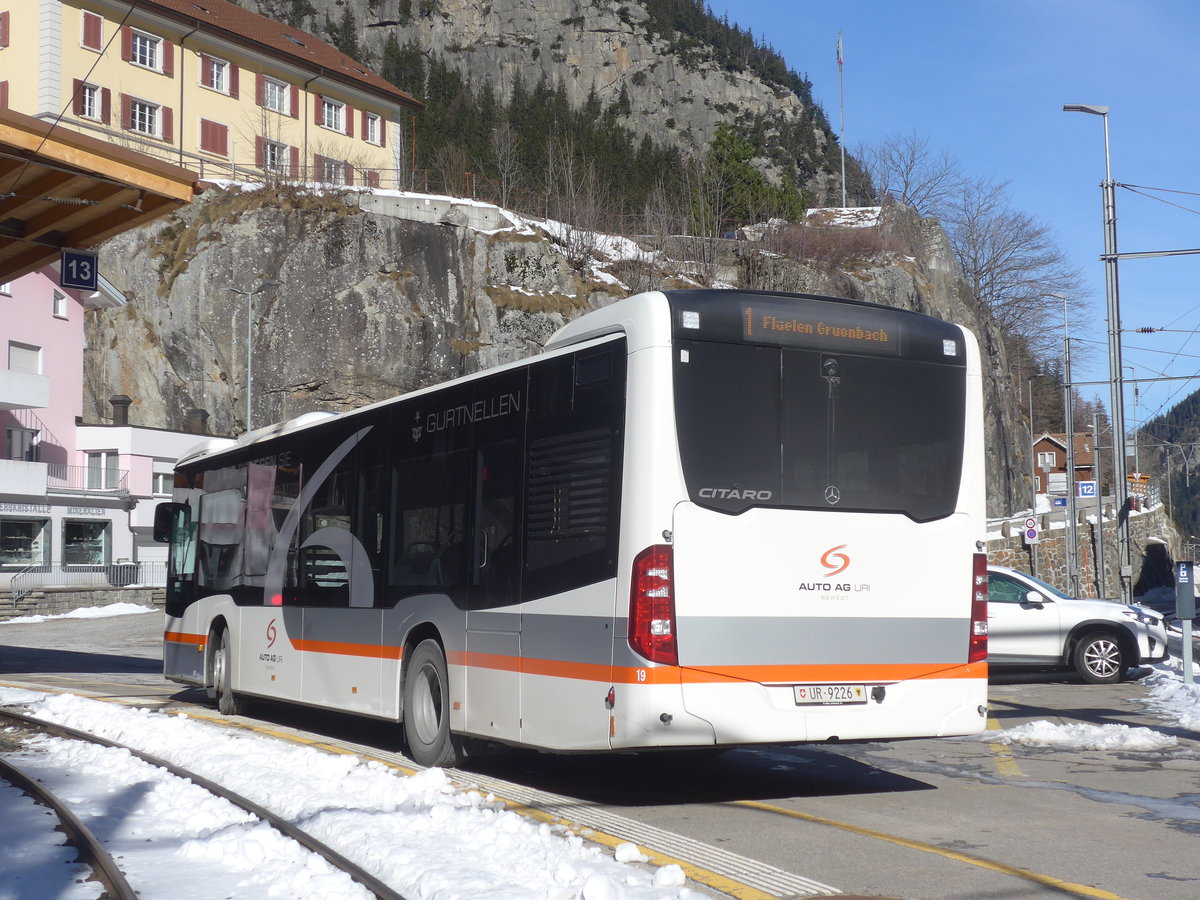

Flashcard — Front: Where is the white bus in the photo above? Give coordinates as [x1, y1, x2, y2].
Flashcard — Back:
[156, 289, 989, 766]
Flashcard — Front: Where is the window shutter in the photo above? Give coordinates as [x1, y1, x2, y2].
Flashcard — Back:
[229, 64, 239, 99]
[313, 154, 324, 180]
[83, 12, 102, 50]
[214, 121, 227, 156]
[120, 93, 131, 129]
[379, 117, 387, 148]
[345, 105, 355, 138]
[366, 170, 380, 189]
[289, 145, 300, 179]
[344, 162, 354, 186]
[361, 110, 368, 141]
[289, 84, 299, 118]
[313, 95, 323, 125]
[162, 39, 175, 77]
[9, 343, 41, 375]
[255, 135, 264, 168]
[200, 53, 211, 86]
[255, 72, 265, 106]
[0, 12, 10, 49]
[101, 87, 111, 124]
[120, 25, 132, 61]
[0, 82, 8, 111]
[161, 105, 173, 142]
[72, 79, 85, 116]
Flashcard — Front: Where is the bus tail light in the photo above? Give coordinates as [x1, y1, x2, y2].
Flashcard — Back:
[629, 545, 677, 666]
[969, 552, 989, 663]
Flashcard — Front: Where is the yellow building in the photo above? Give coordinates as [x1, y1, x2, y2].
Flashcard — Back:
[0, 1, 421, 188]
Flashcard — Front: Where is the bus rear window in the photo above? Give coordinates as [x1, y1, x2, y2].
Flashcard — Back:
[674, 341, 965, 520]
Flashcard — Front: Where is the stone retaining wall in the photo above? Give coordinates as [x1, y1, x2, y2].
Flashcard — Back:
[989, 504, 1179, 599]
[0, 588, 165, 622]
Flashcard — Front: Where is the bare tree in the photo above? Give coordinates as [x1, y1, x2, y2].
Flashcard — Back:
[943, 175, 1087, 357]
[491, 123, 522, 211]
[544, 135, 614, 270]
[856, 131, 962, 215]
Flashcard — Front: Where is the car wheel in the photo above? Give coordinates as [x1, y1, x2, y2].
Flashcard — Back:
[1072, 631, 1125, 684]
[213, 629, 250, 716]
[403, 639, 459, 767]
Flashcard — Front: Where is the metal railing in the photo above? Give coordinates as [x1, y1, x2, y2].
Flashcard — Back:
[46, 464, 130, 493]
[9, 561, 166, 600]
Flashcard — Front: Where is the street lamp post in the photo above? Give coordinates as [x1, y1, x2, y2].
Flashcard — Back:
[222, 280, 282, 432]
[1028, 371, 1048, 577]
[1063, 103, 1132, 604]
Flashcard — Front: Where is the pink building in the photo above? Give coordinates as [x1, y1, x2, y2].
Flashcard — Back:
[1, 268, 202, 594]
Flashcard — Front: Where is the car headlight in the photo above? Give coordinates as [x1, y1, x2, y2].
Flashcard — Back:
[1122, 608, 1160, 626]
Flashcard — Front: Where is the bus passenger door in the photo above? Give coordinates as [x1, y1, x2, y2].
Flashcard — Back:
[464, 431, 524, 744]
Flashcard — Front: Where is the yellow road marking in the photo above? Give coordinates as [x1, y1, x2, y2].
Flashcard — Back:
[986, 710, 1024, 777]
[736, 799, 1132, 900]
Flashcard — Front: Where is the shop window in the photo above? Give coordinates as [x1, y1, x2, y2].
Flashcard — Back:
[0, 519, 49, 567]
[63, 521, 110, 566]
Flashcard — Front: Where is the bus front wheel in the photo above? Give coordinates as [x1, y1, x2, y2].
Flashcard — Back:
[213, 629, 250, 716]
[403, 639, 459, 767]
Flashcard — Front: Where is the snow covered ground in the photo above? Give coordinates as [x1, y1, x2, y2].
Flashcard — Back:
[2, 604, 1198, 899]
[0, 686, 701, 900]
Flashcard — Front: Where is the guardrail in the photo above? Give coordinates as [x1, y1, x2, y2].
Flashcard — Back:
[9, 561, 166, 600]
[46, 464, 130, 493]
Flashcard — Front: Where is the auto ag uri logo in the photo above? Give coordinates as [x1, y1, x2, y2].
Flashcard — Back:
[266, 618, 277, 649]
[821, 545, 850, 577]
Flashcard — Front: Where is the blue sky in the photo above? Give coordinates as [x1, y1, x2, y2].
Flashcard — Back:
[710, 0, 1200, 442]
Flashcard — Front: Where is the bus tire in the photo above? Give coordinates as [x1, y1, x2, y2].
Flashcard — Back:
[1072, 631, 1125, 684]
[403, 639, 459, 767]
[213, 628, 250, 716]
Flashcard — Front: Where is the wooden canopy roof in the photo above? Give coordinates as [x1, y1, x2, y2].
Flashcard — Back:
[0, 108, 202, 283]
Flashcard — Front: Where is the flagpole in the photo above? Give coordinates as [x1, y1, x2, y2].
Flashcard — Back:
[837, 32, 846, 207]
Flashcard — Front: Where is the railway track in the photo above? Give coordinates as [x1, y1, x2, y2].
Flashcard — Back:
[0, 707, 408, 900]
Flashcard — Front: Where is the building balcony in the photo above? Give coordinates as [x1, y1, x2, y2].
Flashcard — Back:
[0, 459, 48, 496]
[46, 464, 130, 494]
[0, 370, 49, 411]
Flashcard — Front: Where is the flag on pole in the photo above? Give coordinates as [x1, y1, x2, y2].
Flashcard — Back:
[836, 32, 843, 66]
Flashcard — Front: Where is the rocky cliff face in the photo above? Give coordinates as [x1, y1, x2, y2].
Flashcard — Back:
[245, 0, 843, 200]
[86, 185, 1026, 517]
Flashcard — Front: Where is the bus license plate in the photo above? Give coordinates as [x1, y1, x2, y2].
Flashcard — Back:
[794, 684, 867, 706]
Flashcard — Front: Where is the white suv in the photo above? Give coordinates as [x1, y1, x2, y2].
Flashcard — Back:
[986, 566, 1169, 683]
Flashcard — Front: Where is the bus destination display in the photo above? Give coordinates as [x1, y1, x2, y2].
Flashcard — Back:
[741, 298, 901, 356]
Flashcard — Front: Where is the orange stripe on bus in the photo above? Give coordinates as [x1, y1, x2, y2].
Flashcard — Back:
[166, 630, 984, 685]
[164, 631, 205, 646]
[290, 639, 404, 660]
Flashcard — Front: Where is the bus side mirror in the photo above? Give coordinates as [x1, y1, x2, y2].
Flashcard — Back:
[153, 502, 188, 543]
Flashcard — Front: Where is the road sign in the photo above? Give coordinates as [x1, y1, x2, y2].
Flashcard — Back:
[1077, 481, 1097, 498]
[1025, 527, 1039, 544]
[1024, 516, 1037, 530]
[60, 248, 98, 291]
[1051, 497, 1067, 508]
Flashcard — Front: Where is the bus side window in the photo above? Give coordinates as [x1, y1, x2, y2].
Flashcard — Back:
[299, 451, 354, 605]
[389, 450, 469, 593]
[523, 344, 625, 601]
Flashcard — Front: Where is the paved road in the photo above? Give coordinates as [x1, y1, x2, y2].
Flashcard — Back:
[2, 611, 1199, 900]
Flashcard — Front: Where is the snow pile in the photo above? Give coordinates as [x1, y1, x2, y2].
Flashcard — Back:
[1, 603, 156, 625]
[1142, 660, 1200, 731]
[986, 720, 1177, 752]
[0, 689, 705, 900]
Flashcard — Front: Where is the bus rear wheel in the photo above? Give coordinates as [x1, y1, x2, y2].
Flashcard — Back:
[403, 639, 459, 767]
[213, 628, 250, 716]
